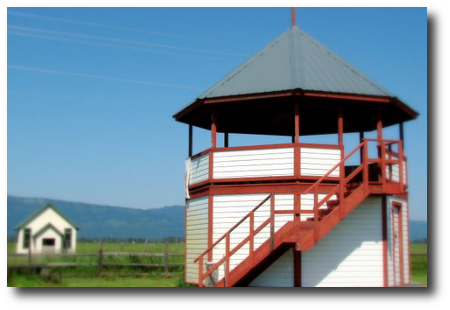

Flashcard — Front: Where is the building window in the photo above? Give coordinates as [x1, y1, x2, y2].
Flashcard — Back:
[23, 228, 31, 249]
[64, 229, 72, 249]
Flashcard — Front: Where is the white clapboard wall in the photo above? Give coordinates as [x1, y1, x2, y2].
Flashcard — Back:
[249, 248, 294, 287]
[213, 147, 294, 179]
[301, 196, 384, 287]
[212, 194, 294, 280]
[385, 154, 407, 185]
[210, 146, 341, 180]
[189, 153, 209, 185]
[301, 147, 341, 177]
[185, 196, 209, 284]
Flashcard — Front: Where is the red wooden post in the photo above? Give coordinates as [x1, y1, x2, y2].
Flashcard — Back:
[211, 110, 217, 148]
[398, 140, 405, 192]
[363, 140, 369, 186]
[377, 109, 386, 189]
[270, 194, 275, 250]
[294, 248, 301, 287]
[313, 186, 318, 224]
[294, 100, 300, 177]
[225, 233, 230, 286]
[249, 212, 254, 265]
[337, 108, 344, 219]
[198, 255, 203, 287]
[291, 7, 296, 28]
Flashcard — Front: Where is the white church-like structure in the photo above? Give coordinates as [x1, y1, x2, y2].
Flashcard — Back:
[15, 203, 78, 254]
[174, 12, 418, 287]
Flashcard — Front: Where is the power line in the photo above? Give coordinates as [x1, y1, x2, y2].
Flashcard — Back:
[8, 65, 204, 91]
[8, 30, 233, 61]
[7, 10, 256, 48]
[8, 25, 245, 57]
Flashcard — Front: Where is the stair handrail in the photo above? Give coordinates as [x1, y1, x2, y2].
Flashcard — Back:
[302, 141, 366, 196]
[300, 141, 370, 222]
[194, 193, 275, 287]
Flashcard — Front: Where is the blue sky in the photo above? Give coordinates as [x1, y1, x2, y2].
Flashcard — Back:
[7, 7, 427, 220]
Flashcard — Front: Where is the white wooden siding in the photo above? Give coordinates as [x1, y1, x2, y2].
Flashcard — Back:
[301, 147, 341, 177]
[213, 148, 294, 179]
[212, 194, 294, 280]
[302, 196, 383, 287]
[385, 155, 407, 185]
[185, 196, 209, 284]
[249, 248, 294, 287]
[189, 153, 209, 185]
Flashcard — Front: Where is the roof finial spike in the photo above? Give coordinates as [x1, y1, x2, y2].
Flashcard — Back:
[291, 7, 296, 28]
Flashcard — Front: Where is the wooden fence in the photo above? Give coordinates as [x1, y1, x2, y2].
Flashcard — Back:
[7, 243, 184, 276]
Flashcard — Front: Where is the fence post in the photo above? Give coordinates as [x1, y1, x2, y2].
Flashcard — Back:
[98, 240, 104, 274]
[28, 245, 32, 266]
[164, 242, 169, 277]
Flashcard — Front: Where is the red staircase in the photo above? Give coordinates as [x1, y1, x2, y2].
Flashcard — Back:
[194, 139, 407, 287]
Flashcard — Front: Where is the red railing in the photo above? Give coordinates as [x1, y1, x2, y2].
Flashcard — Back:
[302, 139, 406, 222]
[193, 139, 406, 287]
[194, 193, 276, 287]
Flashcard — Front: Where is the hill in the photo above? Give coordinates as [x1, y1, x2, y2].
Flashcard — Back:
[7, 196, 184, 240]
[7, 195, 427, 242]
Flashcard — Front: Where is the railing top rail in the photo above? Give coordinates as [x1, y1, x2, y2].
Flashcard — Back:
[363, 138, 401, 143]
[193, 193, 272, 263]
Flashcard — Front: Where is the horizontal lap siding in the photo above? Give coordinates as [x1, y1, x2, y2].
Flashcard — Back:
[185, 196, 208, 284]
[189, 154, 209, 185]
[213, 194, 294, 280]
[301, 147, 341, 177]
[213, 148, 294, 179]
[249, 248, 294, 287]
[302, 196, 383, 287]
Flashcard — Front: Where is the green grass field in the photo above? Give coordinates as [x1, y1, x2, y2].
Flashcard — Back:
[410, 243, 427, 286]
[7, 242, 427, 287]
[7, 242, 185, 287]
[7, 271, 183, 287]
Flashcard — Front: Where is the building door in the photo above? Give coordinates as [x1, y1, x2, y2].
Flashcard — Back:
[42, 238, 56, 254]
[391, 203, 404, 286]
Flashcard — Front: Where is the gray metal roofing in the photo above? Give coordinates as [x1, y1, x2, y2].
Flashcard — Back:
[198, 26, 392, 99]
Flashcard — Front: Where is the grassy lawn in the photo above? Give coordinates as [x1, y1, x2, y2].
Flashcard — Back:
[410, 243, 427, 286]
[8, 271, 182, 287]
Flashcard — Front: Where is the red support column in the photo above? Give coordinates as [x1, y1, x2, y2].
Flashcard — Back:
[359, 131, 364, 164]
[294, 101, 300, 177]
[294, 248, 302, 287]
[377, 107, 386, 188]
[338, 107, 344, 219]
[211, 110, 217, 149]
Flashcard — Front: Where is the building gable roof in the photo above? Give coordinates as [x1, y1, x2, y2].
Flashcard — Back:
[15, 203, 79, 231]
[32, 223, 65, 240]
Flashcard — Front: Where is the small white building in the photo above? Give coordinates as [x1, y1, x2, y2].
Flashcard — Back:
[15, 203, 78, 254]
